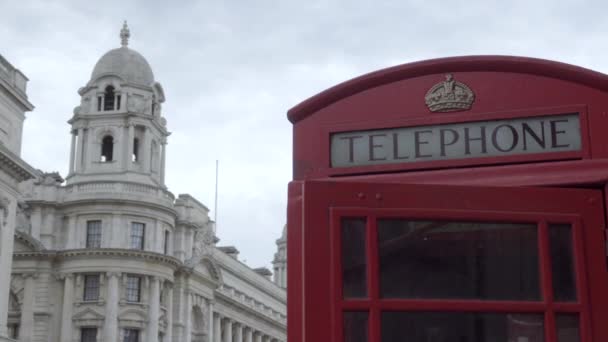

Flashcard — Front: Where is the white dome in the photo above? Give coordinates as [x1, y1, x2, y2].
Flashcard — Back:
[90, 47, 154, 86]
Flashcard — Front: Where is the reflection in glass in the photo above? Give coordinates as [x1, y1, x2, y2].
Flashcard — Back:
[556, 314, 580, 342]
[378, 220, 540, 300]
[550, 224, 577, 301]
[381, 312, 544, 342]
[342, 218, 367, 298]
[344, 311, 368, 342]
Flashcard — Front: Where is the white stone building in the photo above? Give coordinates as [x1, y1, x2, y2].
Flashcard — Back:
[0, 53, 38, 342]
[271, 227, 286, 289]
[4, 23, 286, 342]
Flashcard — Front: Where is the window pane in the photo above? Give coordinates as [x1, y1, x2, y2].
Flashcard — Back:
[344, 311, 368, 342]
[130, 223, 145, 250]
[126, 276, 141, 302]
[556, 314, 580, 342]
[83, 275, 100, 301]
[81, 328, 97, 342]
[86, 221, 102, 248]
[378, 220, 540, 300]
[342, 218, 367, 298]
[123, 329, 139, 342]
[550, 224, 577, 302]
[382, 312, 544, 342]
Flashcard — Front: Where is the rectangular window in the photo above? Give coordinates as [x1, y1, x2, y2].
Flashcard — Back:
[83, 274, 100, 301]
[164, 231, 170, 255]
[377, 220, 540, 300]
[381, 312, 544, 342]
[81, 328, 97, 342]
[344, 311, 368, 342]
[8, 324, 19, 339]
[550, 224, 577, 301]
[126, 275, 141, 302]
[342, 218, 367, 298]
[97, 96, 102, 111]
[130, 222, 145, 250]
[116, 95, 121, 110]
[123, 328, 139, 342]
[86, 220, 102, 248]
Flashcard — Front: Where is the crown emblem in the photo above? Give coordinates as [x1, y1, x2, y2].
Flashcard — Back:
[425, 74, 475, 112]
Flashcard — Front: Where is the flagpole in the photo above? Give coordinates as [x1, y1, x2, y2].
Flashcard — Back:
[214, 160, 219, 233]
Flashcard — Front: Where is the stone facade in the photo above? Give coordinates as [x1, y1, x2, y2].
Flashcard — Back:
[271, 226, 286, 289]
[0, 54, 38, 342]
[4, 24, 286, 342]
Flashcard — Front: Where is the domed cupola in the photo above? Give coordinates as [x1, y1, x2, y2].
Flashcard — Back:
[67, 22, 169, 188]
[89, 22, 155, 87]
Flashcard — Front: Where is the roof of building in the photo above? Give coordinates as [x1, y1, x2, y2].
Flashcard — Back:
[89, 22, 154, 86]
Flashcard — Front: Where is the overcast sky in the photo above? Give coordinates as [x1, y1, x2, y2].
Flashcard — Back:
[2, 0, 608, 268]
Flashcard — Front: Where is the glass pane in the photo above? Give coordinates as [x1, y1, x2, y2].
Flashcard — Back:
[382, 312, 544, 342]
[556, 314, 580, 342]
[378, 220, 540, 300]
[344, 311, 368, 342]
[550, 224, 577, 301]
[342, 218, 367, 298]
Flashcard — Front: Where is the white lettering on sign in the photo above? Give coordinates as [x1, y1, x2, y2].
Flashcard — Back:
[330, 114, 581, 168]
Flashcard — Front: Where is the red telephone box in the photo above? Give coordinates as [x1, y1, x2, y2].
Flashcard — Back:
[286, 56, 608, 342]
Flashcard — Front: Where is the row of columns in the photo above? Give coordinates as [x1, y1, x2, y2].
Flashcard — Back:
[68, 125, 166, 184]
[212, 314, 282, 342]
[58, 272, 171, 342]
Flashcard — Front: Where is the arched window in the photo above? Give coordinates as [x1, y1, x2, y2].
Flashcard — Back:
[101, 135, 114, 162]
[103, 86, 115, 111]
[132, 138, 139, 162]
[151, 141, 158, 172]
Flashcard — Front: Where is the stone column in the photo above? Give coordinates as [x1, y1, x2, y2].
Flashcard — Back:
[207, 300, 214, 342]
[235, 323, 243, 342]
[0, 199, 14, 339]
[69, 130, 76, 174]
[254, 331, 262, 342]
[213, 313, 221, 342]
[166, 282, 173, 342]
[142, 126, 150, 171]
[75, 128, 84, 172]
[103, 272, 120, 342]
[184, 290, 192, 342]
[66, 215, 76, 249]
[160, 140, 167, 185]
[59, 274, 74, 342]
[223, 318, 232, 342]
[245, 327, 253, 342]
[147, 276, 161, 342]
[19, 273, 36, 342]
[127, 124, 135, 169]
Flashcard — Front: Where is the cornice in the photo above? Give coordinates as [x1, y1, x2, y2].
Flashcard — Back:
[215, 290, 287, 329]
[13, 248, 183, 268]
[0, 144, 38, 182]
[0, 75, 34, 111]
[214, 249, 286, 302]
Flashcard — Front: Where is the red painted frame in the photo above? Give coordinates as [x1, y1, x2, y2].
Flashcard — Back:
[287, 56, 608, 342]
[288, 181, 608, 342]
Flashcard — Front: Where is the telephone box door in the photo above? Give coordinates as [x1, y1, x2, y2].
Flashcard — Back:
[288, 181, 608, 342]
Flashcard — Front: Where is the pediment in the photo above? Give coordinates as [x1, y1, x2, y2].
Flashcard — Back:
[119, 308, 147, 322]
[192, 256, 222, 283]
[73, 308, 105, 321]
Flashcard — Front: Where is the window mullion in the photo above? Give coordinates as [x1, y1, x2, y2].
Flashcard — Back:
[539, 220, 557, 342]
[368, 215, 380, 342]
